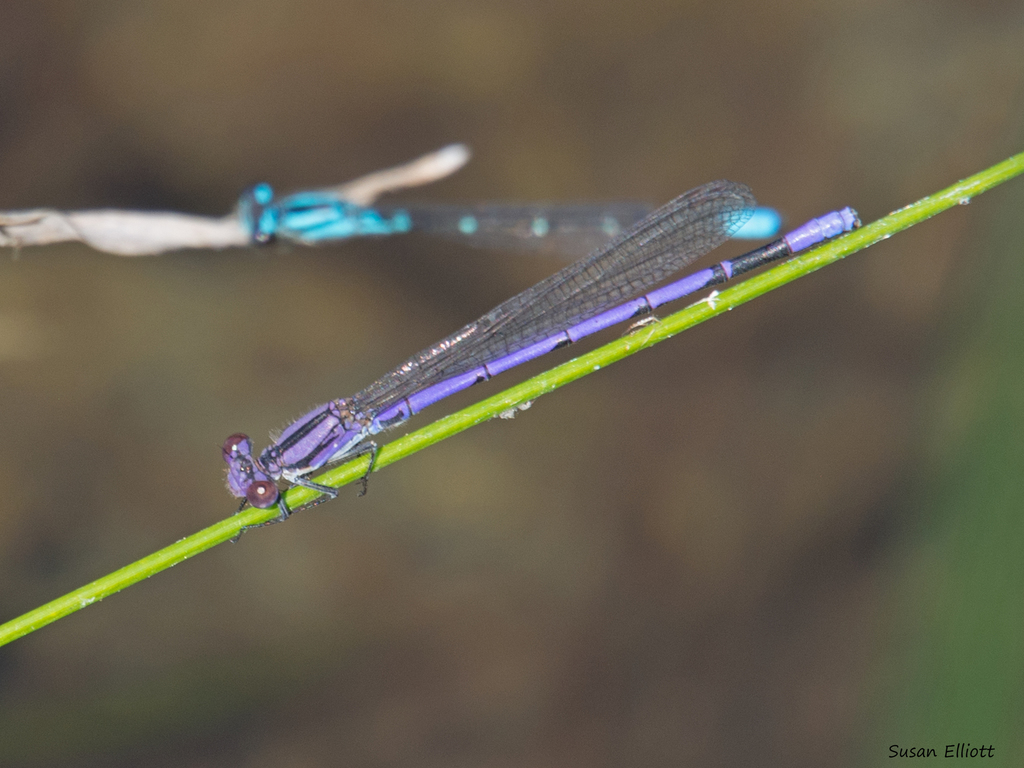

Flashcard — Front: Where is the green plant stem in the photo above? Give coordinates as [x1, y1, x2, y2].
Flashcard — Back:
[2, 151, 1022, 648]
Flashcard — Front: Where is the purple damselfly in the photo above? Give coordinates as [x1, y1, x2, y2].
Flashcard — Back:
[224, 180, 858, 526]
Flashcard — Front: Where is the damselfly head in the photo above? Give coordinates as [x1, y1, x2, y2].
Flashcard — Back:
[223, 433, 278, 504]
[237, 184, 278, 244]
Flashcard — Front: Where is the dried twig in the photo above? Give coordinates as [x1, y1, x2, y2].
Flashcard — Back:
[0, 144, 470, 256]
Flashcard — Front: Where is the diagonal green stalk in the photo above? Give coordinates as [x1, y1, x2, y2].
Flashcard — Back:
[1, 151, 1022, 648]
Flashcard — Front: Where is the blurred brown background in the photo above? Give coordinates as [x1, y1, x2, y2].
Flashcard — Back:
[1, 1, 1023, 766]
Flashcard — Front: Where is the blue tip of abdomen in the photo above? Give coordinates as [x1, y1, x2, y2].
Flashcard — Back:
[733, 207, 782, 239]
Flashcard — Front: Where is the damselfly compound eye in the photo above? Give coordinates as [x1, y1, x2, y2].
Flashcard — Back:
[252, 183, 274, 206]
[246, 480, 279, 509]
[222, 434, 251, 461]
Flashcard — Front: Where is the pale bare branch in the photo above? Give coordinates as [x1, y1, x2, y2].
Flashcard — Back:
[0, 144, 470, 256]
